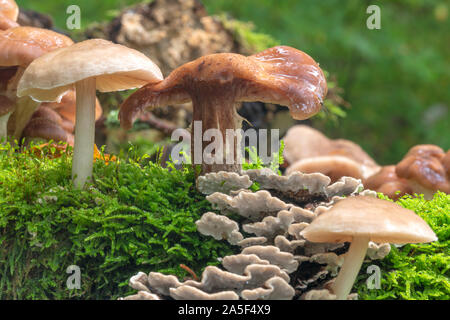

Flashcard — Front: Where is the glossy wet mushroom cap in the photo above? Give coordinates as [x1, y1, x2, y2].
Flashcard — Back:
[0, 27, 73, 67]
[119, 46, 326, 174]
[119, 46, 327, 129]
[396, 144, 450, 198]
[363, 165, 412, 200]
[0, 0, 19, 30]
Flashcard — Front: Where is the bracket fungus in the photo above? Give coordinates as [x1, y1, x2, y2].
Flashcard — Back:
[395, 144, 449, 199]
[119, 46, 327, 174]
[17, 39, 163, 188]
[301, 195, 437, 300]
[0, 26, 74, 140]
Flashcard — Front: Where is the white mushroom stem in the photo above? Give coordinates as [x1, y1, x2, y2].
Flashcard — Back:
[72, 78, 96, 188]
[331, 236, 369, 300]
[0, 112, 11, 139]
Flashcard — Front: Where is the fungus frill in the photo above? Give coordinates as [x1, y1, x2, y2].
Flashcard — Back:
[395, 144, 450, 199]
[119, 46, 327, 174]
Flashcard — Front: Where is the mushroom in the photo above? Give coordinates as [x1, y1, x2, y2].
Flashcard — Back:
[0, 0, 19, 30]
[17, 39, 163, 188]
[395, 144, 450, 199]
[41, 89, 103, 134]
[0, 26, 74, 139]
[282, 125, 380, 179]
[300, 195, 437, 300]
[22, 105, 74, 145]
[119, 46, 327, 174]
[363, 165, 412, 200]
[286, 155, 364, 183]
[22, 117, 74, 147]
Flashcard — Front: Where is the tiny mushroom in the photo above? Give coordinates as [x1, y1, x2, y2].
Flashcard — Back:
[282, 125, 380, 179]
[22, 105, 74, 146]
[300, 195, 437, 300]
[0, 0, 19, 30]
[0, 26, 74, 139]
[363, 165, 412, 200]
[119, 46, 327, 175]
[17, 39, 163, 188]
[41, 89, 103, 134]
[286, 155, 364, 183]
[396, 144, 450, 199]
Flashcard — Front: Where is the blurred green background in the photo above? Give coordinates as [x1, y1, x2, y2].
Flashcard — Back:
[18, 0, 449, 165]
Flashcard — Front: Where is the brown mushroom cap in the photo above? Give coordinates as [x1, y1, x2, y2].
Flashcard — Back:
[286, 155, 364, 183]
[282, 125, 379, 178]
[0, 27, 74, 67]
[41, 89, 103, 123]
[396, 144, 449, 194]
[119, 46, 327, 129]
[0, 0, 18, 22]
[22, 117, 74, 146]
[301, 195, 437, 244]
[17, 38, 164, 102]
[363, 165, 413, 200]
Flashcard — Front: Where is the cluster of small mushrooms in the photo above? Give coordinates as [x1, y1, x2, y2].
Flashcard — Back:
[0, 0, 442, 301]
[283, 125, 450, 200]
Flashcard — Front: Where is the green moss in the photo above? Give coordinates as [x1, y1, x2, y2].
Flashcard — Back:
[355, 192, 450, 300]
[0, 143, 236, 300]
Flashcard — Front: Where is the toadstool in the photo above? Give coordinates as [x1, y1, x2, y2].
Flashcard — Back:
[286, 155, 364, 183]
[0, 0, 19, 30]
[363, 165, 412, 200]
[0, 94, 13, 137]
[17, 39, 163, 188]
[0, 26, 74, 139]
[300, 195, 437, 300]
[119, 46, 327, 174]
[396, 144, 449, 199]
[282, 125, 380, 178]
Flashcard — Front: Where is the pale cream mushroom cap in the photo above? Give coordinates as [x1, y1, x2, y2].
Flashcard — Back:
[301, 196, 437, 244]
[17, 39, 163, 102]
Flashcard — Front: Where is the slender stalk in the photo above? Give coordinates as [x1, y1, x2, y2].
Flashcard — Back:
[191, 85, 242, 175]
[0, 112, 11, 140]
[331, 236, 370, 300]
[72, 78, 96, 188]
